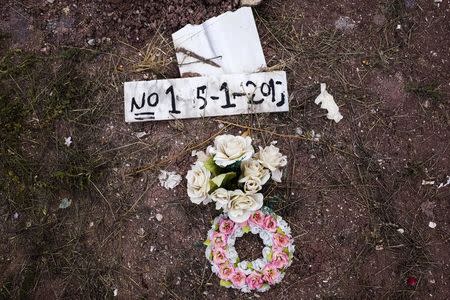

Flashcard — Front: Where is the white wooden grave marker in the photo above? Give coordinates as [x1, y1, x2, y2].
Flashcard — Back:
[124, 71, 289, 122]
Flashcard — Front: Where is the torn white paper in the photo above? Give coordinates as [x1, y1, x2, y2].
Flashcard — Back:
[314, 83, 343, 123]
[158, 170, 182, 190]
[124, 71, 288, 122]
[172, 7, 266, 76]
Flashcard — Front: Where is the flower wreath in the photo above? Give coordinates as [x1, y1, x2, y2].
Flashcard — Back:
[204, 208, 295, 293]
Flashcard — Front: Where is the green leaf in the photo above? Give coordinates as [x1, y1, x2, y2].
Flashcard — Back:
[242, 225, 250, 233]
[247, 262, 253, 270]
[209, 180, 219, 194]
[203, 239, 211, 246]
[211, 172, 236, 188]
[220, 280, 232, 287]
[204, 156, 221, 177]
[276, 227, 285, 235]
[267, 250, 273, 261]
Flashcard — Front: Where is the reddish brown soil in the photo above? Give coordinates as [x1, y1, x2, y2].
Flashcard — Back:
[1, 0, 449, 299]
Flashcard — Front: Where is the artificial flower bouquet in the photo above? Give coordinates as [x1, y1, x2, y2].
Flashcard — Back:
[186, 134, 287, 223]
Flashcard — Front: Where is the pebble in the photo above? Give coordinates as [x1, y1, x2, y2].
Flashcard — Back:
[87, 38, 96, 46]
[156, 213, 163, 222]
[397, 228, 405, 234]
[47, 0, 55, 3]
[428, 221, 437, 229]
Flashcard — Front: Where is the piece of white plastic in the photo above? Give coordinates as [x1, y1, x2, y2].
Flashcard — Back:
[172, 7, 266, 76]
[314, 83, 343, 123]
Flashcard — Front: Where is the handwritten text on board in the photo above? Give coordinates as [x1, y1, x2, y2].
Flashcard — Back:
[124, 71, 288, 122]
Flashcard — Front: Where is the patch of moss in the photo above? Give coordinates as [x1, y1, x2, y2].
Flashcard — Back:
[407, 83, 442, 102]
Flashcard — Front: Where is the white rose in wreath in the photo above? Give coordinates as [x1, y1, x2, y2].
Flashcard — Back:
[211, 135, 254, 167]
[227, 190, 263, 223]
[256, 145, 287, 182]
[243, 176, 262, 194]
[239, 159, 270, 185]
[210, 188, 230, 210]
[186, 162, 211, 204]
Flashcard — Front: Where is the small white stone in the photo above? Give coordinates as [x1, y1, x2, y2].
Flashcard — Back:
[87, 39, 96, 46]
[135, 131, 147, 138]
[375, 245, 384, 251]
[113, 289, 118, 297]
[240, 0, 263, 7]
[13, 212, 19, 219]
[428, 221, 437, 229]
[397, 228, 405, 234]
[156, 213, 163, 222]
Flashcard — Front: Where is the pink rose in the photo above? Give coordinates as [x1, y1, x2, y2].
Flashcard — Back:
[273, 233, 290, 249]
[246, 272, 263, 290]
[249, 211, 265, 227]
[262, 265, 280, 284]
[230, 269, 246, 287]
[263, 215, 277, 232]
[271, 250, 289, 268]
[212, 232, 227, 248]
[219, 263, 234, 280]
[212, 248, 227, 265]
[219, 220, 235, 235]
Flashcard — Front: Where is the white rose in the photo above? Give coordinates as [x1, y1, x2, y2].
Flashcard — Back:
[256, 145, 287, 182]
[239, 159, 270, 185]
[257, 284, 271, 292]
[227, 247, 239, 263]
[191, 145, 214, 163]
[211, 135, 254, 167]
[243, 176, 262, 194]
[252, 258, 266, 271]
[227, 190, 263, 223]
[186, 162, 211, 204]
[209, 188, 230, 210]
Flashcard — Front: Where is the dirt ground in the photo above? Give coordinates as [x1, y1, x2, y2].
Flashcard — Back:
[1, 0, 449, 299]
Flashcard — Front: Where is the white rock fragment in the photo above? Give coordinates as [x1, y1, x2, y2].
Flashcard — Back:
[295, 127, 303, 136]
[135, 131, 147, 138]
[240, 0, 263, 6]
[421, 179, 435, 186]
[59, 198, 72, 209]
[314, 83, 343, 123]
[158, 170, 182, 190]
[375, 245, 384, 251]
[47, 0, 55, 3]
[397, 228, 405, 234]
[113, 288, 118, 297]
[13, 212, 19, 219]
[428, 221, 437, 229]
[437, 176, 450, 189]
[156, 213, 163, 222]
[64, 136, 72, 147]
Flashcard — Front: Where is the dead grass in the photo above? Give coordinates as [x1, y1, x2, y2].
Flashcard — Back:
[130, 28, 175, 76]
